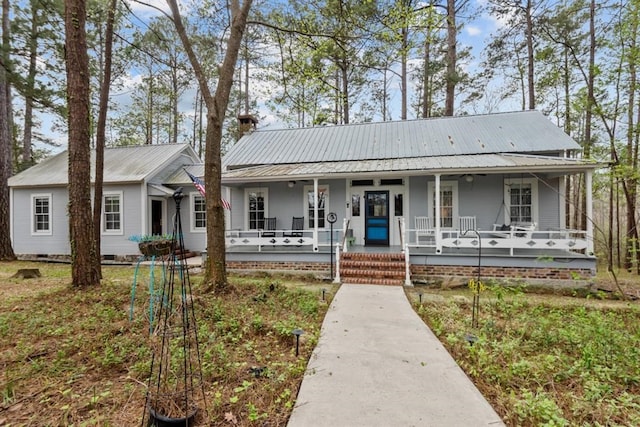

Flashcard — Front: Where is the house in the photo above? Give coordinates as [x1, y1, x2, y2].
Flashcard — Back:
[221, 110, 601, 285]
[9, 111, 601, 286]
[8, 144, 210, 260]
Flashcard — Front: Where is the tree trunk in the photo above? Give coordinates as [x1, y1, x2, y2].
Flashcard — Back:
[64, 0, 99, 287]
[0, 0, 16, 261]
[401, 24, 407, 120]
[525, 0, 535, 110]
[22, 4, 39, 168]
[92, 0, 117, 279]
[444, 0, 456, 116]
[167, 0, 253, 292]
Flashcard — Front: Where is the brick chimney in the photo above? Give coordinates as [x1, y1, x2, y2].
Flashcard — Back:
[238, 114, 258, 139]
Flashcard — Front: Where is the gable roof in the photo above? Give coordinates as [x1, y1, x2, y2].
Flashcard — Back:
[223, 110, 581, 170]
[8, 144, 200, 188]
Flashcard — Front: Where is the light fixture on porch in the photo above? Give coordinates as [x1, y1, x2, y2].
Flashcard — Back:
[465, 174, 474, 183]
[288, 181, 296, 188]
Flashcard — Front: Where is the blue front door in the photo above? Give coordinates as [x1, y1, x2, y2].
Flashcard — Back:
[365, 191, 389, 246]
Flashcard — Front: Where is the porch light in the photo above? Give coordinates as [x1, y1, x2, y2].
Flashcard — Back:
[465, 174, 474, 183]
[292, 328, 304, 356]
[288, 181, 296, 188]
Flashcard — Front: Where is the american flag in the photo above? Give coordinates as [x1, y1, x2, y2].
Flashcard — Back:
[185, 170, 231, 210]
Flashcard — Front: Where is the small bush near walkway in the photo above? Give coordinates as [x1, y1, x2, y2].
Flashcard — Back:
[409, 284, 640, 426]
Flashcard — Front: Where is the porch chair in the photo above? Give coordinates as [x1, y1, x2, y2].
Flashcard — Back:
[414, 216, 434, 243]
[284, 216, 304, 238]
[512, 222, 536, 238]
[458, 216, 476, 233]
[261, 217, 277, 238]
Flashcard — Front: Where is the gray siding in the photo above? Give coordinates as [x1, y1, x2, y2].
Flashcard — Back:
[100, 184, 144, 256]
[11, 187, 70, 255]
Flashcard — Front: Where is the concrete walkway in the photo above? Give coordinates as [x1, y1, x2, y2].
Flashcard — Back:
[287, 284, 505, 427]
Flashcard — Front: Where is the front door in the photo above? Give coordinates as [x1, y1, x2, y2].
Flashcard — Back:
[151, 199, 163, 235]
[365, 191, 389, 246]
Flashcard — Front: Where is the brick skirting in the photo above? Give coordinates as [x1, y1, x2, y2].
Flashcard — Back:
[410, 264, 593, 281]
[227, 260, 594, 282]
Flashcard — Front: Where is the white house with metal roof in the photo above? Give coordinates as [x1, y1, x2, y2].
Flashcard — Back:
[8, 144, 206, 260]
[222, 110, 600, 285]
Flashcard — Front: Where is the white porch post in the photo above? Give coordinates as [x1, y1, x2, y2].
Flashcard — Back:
[435, 174, 442, 253]
[313, 178, 319, 252]
[585, 169, 594, 255]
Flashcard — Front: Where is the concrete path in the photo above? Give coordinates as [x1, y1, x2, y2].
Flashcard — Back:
[287, 284, 505, 427]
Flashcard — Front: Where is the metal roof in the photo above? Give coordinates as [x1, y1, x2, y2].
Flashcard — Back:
[223, 110, 581, 169]
[222, 153, 599, 183]
[8, 144, 199, 187]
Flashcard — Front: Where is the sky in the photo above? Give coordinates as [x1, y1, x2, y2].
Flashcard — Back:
[28, 0, 508, 155]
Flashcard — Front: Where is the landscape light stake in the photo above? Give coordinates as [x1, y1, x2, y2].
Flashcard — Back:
[292, 328, 304, 356]
[321, 288, 326, 302]
[142, 188, 207, 426]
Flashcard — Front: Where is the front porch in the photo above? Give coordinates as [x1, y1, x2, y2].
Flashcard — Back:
[224, 223, 596, 285]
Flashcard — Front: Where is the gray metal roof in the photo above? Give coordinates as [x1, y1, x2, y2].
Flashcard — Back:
[222, 153, 599, 183]
[8, 144, 199, 187]
[223, 110, 581, 169]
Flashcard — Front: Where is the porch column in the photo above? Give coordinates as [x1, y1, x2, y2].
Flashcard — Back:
[585, 169, 594, 255]
[313, 178, 319, 252]
[435, 174, 441, 254]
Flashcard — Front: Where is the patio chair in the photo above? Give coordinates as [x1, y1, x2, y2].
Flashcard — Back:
[284, 216, 304, 238]
[415, 216, 434, 243]
[261, 217, 277, 238]
[459, 216, 476, 233]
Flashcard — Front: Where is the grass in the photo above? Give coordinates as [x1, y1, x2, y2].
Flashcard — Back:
[0, 261, 336, 426]
[2, 260, 640, 426]
[406, 281, 640, 426]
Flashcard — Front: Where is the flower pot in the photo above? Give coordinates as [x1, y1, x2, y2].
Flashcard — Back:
[139, 240, 172, 257]
[148, 406, 197, 427]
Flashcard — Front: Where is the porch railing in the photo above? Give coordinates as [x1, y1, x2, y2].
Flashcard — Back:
[406, 227, 590, 256]
[225, 228, 345, 252]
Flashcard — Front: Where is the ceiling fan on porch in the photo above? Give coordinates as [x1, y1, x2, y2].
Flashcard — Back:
[458, 173, 486, 183]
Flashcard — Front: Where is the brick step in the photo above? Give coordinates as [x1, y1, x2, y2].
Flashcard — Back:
[341, 268, 405, 279]
[341, 252, 405, 262]
[340, 260, 405, 270]
[342, 277, 405, 286]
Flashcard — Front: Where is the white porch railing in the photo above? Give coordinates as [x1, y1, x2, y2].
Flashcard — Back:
[406, 228, 591, 256]
[225, 228, 345, 252]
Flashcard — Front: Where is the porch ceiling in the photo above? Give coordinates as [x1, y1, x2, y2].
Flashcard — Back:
[222, 153, 601, 183]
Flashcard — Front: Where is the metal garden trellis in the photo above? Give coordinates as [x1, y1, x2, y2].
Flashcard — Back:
[142, 188, 207, 426]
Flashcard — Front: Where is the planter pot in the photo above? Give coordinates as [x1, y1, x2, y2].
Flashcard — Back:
[139, 240, 172, 257]
[148, 406, 197, 427]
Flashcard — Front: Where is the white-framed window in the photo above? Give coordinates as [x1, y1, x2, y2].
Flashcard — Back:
[246, 188, 268, 230]
[427, 181, 459, 228]
[31, 193, 52, 235]
[504, 178, 538, 224]
[304, 185, 329, 229]
[102, 192, 123, 235]
[190, 192, 206, 232]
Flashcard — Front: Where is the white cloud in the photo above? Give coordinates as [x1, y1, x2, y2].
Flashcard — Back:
[466, 25, 482, 37]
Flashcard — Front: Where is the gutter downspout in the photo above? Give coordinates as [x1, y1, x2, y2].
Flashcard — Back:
[435, 174, 441, 254]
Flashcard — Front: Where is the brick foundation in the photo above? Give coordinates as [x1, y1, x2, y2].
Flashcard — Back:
[410, 264, 593, 281]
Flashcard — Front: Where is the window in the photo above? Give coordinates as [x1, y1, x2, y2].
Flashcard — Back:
[351, 194, 361, 216]
[505, 178, 538, 224]
[394, 193, 403, 216]
[191, 193, 206, 231]
[427, 181, 458, 228]
[352, 179, 374, 186]
[103, 192, 122, 234]
[305, 185, 329, 228]
[381, 178, 404, 186]
[31, 194, 52, 235]
[246, 188, 268, 230]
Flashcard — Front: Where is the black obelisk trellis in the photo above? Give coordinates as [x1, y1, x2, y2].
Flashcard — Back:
[142, 188, 207, 426]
